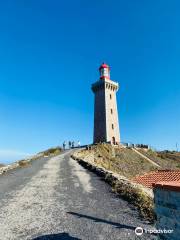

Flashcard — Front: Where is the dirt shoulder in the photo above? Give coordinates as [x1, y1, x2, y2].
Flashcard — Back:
[72, 144, 155, 222]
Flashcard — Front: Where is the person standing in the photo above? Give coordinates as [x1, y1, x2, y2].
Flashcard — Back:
[68, 141, 72, 149]
[63, 141, 66, 150]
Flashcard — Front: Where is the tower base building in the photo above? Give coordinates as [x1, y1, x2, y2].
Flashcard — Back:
[92, 63, 120, 145]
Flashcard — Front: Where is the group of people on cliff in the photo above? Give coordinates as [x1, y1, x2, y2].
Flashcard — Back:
[63, 140, 81, 150]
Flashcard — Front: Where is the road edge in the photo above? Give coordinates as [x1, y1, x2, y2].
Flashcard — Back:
[71, 150, 155, 223]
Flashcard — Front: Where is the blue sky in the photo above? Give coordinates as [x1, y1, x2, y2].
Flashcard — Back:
[0, 0, 180, 163]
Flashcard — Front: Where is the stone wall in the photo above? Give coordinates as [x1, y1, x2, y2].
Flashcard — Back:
[153, 181, 180, 240]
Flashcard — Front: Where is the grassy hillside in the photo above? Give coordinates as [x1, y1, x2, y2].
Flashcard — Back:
[138, 149, 180, 169]
[76, 144, 159, 179]
[76, 144, 180, 179]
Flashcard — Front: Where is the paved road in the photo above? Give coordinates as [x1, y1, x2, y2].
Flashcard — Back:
[0, 151, 157, 240]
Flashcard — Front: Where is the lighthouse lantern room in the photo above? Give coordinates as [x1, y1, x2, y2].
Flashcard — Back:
[92, 62, 120, 144]
[99, 63, 110, 80]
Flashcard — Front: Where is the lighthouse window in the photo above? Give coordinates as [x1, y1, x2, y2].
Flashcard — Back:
[111, 109, 113, 114]
[110, 94, 112, 99]
[112, 124, 114, 129]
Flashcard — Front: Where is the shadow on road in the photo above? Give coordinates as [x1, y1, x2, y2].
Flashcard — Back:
[32, 232, 81, 240]
[67, 211, 136, 230]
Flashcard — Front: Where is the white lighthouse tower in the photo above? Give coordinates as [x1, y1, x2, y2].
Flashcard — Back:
[92, 63, 120, 144]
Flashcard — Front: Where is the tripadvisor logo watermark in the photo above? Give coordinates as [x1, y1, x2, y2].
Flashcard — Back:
[135, 227, 173, 236]
[135, 227, 144, 236]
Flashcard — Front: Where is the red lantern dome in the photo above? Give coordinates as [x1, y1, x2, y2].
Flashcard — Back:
[99, 63, 110, 70]
[99, 62, 110, 80]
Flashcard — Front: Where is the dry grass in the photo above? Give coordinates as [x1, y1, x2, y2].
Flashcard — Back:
[113, 181, 154, 221]
[40, 147, 62, 157]
[78, 144, 158, 179]
[11, 147, 62, 169]
[18, 160, 30, 168]
[138, 149, 180, 169]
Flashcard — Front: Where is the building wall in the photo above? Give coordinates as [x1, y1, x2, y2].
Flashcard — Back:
[93, 81, 106, 143]
[105, 82, 120, 143]
[153, 182, 180, 240]
[92, 79, 120, 144]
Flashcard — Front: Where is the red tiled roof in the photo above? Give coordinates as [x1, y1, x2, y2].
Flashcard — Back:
[132, 170, 180, 189]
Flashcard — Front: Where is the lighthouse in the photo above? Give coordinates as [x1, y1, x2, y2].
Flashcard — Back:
[92, 63, 120, 144]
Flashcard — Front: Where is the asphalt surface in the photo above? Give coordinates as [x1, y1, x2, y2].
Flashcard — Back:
[0, 150, 157, 240]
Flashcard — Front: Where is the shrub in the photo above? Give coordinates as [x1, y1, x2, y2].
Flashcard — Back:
[114, 181, 155, 222]
[41, 147, 62, 157]
[18, 160, 30, 168]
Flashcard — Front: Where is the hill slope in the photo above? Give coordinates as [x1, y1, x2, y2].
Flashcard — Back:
[75, 144, 180, 179]
[138, 149, 180, 169]
[75, 144, 159, 179]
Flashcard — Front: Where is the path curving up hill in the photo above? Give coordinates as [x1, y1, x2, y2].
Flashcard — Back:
[0, 150, 156, 240]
